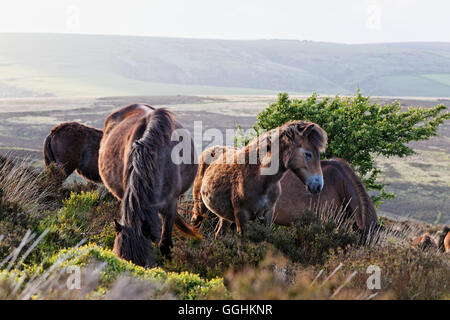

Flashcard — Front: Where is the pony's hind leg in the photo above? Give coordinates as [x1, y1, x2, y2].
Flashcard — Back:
[191, 196, 208, 227]
[214, 218, 232, 239]
[234, 208, 250, 235]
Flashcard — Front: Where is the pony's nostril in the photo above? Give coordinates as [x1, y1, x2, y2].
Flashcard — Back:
[308, 183, 322, 194]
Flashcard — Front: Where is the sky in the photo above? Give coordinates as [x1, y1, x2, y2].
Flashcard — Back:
[0, 0, 449, 44]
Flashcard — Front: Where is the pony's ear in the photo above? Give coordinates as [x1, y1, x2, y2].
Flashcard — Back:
[303, 123, 314, 137]
[299, 123, 315, 137]
[114, 219, 123, 233]
[141, 219, 152, 238]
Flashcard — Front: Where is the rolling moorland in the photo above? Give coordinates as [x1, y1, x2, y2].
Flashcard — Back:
[2, 33, 450, 97]
[0, 94, 448, 225]
[0, 33, 448, 300]
[0, 94, 448, 300]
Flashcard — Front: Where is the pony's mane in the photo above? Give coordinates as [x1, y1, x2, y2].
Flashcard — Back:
[281, 121, 328, 152]
[247, 121, 327, 155]
[121, 108, 175, 241]
[326, 159, 378, 230]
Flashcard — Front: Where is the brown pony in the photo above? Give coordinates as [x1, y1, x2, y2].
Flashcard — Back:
[43, 122, 103, 183]
[192, 121, 327, 238]
[411, 226, 449, 253]
[98, 103, 200, 267]
[273, 159, 379, 232]
[411, 232, 438, 251]
[192, 157, 378, 236]
[437, 226, 450, 253]
[444, 230, 450, 253]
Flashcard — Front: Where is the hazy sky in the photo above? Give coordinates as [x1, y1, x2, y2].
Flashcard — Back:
[1, 0, 449, 43]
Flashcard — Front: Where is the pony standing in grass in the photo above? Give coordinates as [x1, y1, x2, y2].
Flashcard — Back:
[192, 121, 327, 238]
[274, 159, 379, 233]
[43, 122, 103, 183]
[98, 104, 200, 267]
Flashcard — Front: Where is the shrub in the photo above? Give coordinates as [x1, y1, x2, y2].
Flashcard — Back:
[44, 244, 227, 300]
[163, 208, 358, 279]
[253, 91, 450, 206]
[0, 239, 226, 300]
[272, 211, 357, 265]
[0, 156, 57, 260]
[322, 245, 450, 300]
[162, 229, 270, 279]
[222, 252, 393, 300]
[35, 191, 118, 261]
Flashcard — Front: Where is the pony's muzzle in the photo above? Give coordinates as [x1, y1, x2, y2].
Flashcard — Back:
[306, 175, 324, 194]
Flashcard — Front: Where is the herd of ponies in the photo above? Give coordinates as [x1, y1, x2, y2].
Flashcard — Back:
[42, 103, 450, 266]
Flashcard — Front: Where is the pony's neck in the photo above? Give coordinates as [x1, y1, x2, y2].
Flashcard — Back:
[242, 131, 290, 182]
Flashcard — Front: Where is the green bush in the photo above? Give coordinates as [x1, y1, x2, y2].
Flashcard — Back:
[253, 91, 450, 206]
[35, 191, 118, 261]
[163, 230, 270, 279]
[245, 210, 357, 265]
[163, 210, 357, 279]
[45, 244, 228, 300]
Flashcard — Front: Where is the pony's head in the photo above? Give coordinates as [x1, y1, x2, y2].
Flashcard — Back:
[113, 218, 154, 267]
[281, 121, 327, 194]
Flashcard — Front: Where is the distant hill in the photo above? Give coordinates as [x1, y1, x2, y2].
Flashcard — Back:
[1, 33, 450, 97]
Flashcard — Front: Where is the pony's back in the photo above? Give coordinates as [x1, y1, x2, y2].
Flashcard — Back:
[323, 159, 378, 231]
[43, 122, 103, 183]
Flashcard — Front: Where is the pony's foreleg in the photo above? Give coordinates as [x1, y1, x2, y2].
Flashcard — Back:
[159, 201, 177, 258]
[262, 206, 275, 227]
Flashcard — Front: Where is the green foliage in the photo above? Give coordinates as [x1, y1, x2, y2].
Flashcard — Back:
[1, 156, 447, 300]
[37, 191, 99, 252]
[34, 191, 118, 262]
[163, 231, 270, 279]
[163, 210, 357, 279]
[46, 244, 227, 300]
[246, 210, 358, 265]
[254, 91, 450, 206]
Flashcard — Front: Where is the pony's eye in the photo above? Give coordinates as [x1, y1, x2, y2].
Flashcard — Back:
[304, 151, 313, 161]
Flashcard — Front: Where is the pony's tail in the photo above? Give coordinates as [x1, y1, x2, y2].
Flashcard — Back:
[43, 134, 56, 167]
[175, 214, 202, 239]
[331, 159, 379, 231]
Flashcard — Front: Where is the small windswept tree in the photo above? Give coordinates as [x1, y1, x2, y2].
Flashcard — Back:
[254, 91, 450, 206]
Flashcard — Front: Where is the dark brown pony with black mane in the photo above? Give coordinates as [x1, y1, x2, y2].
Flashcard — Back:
[274, 159, 379, 232]
[191, 121, 327, 238]
[43, 122, 103, 183]
[98, 103, 200, 267]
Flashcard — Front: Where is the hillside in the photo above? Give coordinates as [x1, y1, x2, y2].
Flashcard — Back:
[1, 34, 450, 97]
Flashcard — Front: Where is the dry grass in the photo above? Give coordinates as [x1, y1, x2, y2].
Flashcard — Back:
[0, 155, 56, 214]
